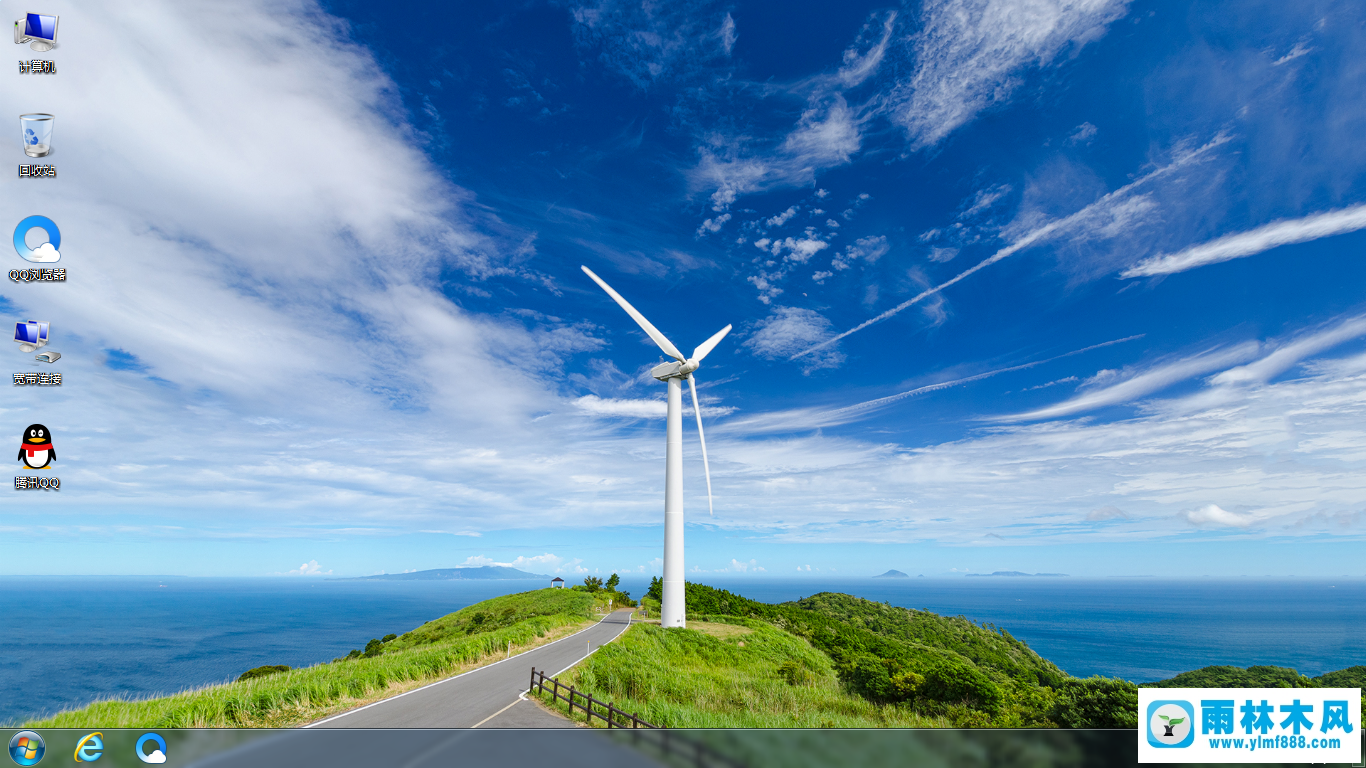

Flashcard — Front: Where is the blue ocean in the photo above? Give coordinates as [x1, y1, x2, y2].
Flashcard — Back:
[3, 576, 1363, 726]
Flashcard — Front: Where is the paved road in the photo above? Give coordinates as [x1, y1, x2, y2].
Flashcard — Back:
[310, 609, 635, 728]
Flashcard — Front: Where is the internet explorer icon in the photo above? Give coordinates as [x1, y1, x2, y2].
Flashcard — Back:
[13, 215, 59, 263]
[74, 732, 104, 762]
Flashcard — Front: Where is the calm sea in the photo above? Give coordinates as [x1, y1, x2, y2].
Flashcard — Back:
[2, 576, 1363, 725]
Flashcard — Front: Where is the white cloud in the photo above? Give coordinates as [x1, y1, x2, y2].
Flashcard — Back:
[727, 558, 765, 572]
[1210, 314, 1366, 387]
[1121, 204, 1366, 278]
[1003, 343, 1261, 421]
[780, 97, 862, 168]
[696, 212, 732, 235]
[771, 236, 831, 263]
[889, 0, 1131, 149]
[837, 11, 897, 87]
[958, 183, 1013, 220]
[1066, 121, 1098, 144]
[574, 395, 665, 418]
[573, 394, 734, 419]
[1178, 504, 1260, 528]
[460, 553, 561, 571]
[743, 307, 846, 372]
[766, 207, 798, 228]
[927, 246, 959, 263]
[287, 559, 332, 576]
[1272, 41, 1313, 66]
[568, 0, 738, 90]
[795, 133, 1229, 359]
[832, 235, 890, 271]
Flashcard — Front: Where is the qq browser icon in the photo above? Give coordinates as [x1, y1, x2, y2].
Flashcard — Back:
[135, 733, 167, 764]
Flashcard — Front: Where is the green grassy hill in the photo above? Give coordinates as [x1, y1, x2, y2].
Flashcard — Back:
[542, 618, 945, 727]
[23, 588, 607, 729]
[542, 582, 1364, 730]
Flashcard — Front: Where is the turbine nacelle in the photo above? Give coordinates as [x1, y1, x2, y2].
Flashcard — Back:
[651, 359, 700, 380]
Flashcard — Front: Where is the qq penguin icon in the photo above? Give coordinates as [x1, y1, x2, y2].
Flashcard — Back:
[135, 733, 167, 764]
[18, 424, 54, 469]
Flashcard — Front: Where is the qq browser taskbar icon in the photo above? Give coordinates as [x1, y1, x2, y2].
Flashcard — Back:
[7, 731, 44, 766]
[135, 733, 167, 764]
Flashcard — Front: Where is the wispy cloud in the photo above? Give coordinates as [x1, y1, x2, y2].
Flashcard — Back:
[1001, 342, 1261, 422]
[573, 395, 735, 418]
[568, 0, 737, 90]
[1121, 204, 1366, 278]
[730, 335, 1141, 434]
[743, 307, 846, 372]
[888, 0, 1131, 149]
[1211, 314, 1366, 387]
[795, 134, 1230, 359]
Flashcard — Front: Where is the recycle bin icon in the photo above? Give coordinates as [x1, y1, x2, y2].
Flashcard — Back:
[20, 113, 53, 157]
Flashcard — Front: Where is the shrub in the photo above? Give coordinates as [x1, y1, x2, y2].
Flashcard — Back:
[777, 660, 813, 686]
[921, 662, 1003, 713]
[235, 665, 290, 682]
[1050, 676, 1139, 728]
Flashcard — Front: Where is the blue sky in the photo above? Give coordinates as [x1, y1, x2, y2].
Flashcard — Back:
[4, 0, 1366, 578]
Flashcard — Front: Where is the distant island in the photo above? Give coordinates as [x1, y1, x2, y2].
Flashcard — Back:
[872, 569, 910, 578]
[965, 571, 1068, 577]
[338, 566, 551, 581]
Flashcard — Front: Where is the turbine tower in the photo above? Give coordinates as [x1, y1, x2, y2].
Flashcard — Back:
[582, 265, 730, 629]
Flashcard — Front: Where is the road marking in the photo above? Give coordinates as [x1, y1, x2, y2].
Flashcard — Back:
[470, 697, 522, 729]
[306, 609, 632, 728]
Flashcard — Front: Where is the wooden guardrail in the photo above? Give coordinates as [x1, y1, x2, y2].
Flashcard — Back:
[529, 666, 746, 768]
[530, 666, 655, 728]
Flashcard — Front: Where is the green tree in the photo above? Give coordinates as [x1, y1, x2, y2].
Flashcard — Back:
[583, 575, 603, 591]
[605, 573, 620, 591]
[1049, 677, 1139, 728]
[647, 576, 662, 601]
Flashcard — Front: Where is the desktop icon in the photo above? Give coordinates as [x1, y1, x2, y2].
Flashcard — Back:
[74, 732, 104, 762]
[17, 423, 54, 469]
[13, 215, 59, 262]
[13, 13, 57, 52]
[20, 114, 53, 157]
[7, 731, 44, 766]
[35, 350, 59, 363]
[14, 320, 49, 352]
[134, 734, 166, 764]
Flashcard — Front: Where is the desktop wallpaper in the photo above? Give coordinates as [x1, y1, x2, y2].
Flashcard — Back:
[3, 0, 1366, 581]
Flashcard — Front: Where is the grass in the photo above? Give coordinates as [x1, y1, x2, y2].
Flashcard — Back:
[534, 617, 948, 728]
[25, 589, 605, 729]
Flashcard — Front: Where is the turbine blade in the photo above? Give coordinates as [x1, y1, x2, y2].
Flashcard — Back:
[581, 266, 685, 362]
[688, 376, 714, 517]
[691, 324, 732, 363]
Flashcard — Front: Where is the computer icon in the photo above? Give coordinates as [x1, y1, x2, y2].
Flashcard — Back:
[13, 12, 57, 52]
[14, 320, 48, 352]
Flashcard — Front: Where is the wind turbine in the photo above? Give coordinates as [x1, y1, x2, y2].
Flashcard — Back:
[581, 265, 730, 629]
